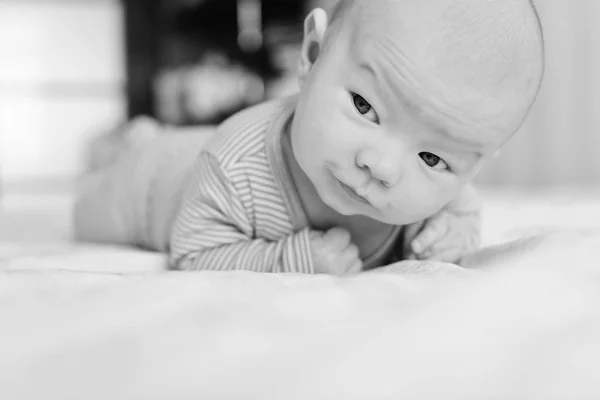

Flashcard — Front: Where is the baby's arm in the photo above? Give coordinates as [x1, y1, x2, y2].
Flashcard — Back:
[169, 153, 315, 273]
[406, 183, 482, 264]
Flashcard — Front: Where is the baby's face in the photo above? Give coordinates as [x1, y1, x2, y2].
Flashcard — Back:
[290, 4, 540, 225]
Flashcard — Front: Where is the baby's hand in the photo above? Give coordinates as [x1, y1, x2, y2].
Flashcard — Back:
[407, 206, 481, 264]
[310, 227, 363, 275]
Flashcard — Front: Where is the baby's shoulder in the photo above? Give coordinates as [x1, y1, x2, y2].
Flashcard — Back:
[202, 97, 294, 169]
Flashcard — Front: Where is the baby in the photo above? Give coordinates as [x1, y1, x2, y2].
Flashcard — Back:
[75, 0, 544, 275]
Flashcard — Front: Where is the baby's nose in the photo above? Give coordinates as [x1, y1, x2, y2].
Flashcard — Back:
[356, 150, 403, 187]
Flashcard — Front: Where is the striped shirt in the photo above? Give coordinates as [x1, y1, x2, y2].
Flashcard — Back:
[168, 96, 482, 273]
[169, 96, 481, 274]
[169, 96, 317, 273]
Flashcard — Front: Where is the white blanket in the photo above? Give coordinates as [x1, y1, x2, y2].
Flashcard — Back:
[2, 188, 600, 399]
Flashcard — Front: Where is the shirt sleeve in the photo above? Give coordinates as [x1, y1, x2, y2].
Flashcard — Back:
[169, 152, 315, 274]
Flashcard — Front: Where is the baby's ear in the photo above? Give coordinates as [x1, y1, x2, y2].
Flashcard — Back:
[298, 8, 328, 88]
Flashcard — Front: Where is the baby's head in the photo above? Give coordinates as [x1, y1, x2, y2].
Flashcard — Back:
[289, 0, 544, 225]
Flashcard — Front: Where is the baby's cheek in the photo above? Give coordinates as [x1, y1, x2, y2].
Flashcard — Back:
[409, 184, 450, 218]
[382, 193, 425, 224]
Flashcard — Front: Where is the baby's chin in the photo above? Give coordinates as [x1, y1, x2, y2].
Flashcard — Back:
[324, 195, 421, 226]
[369, 212, 424, 226]
[320, 192, 364, 218]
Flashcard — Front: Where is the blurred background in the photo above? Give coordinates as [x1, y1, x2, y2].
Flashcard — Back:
[0, 0, 599, 194]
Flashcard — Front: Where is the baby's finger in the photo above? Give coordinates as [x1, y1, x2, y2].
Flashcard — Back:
[422, 232, 465, 253]
[344, 259, 363, 275]
[338, 243, 361, 274]
[425, 231, 481, 257]
[401, 221, 425, 257]
[343, 243, 360, 261]
[403, 221, 425, 244]
[323, 227, 352, 251]
[411, 216, 449, 254]
[337, 244, 359, 268]
[421, 246, 463, 264]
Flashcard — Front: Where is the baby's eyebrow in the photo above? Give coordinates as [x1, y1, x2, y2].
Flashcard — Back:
[357, 59, 490, 154]
[358, 62, 377, 81]
[358, 59, 436, 119]
[453, 150, 484, 168]
[425, 115, 492, 154]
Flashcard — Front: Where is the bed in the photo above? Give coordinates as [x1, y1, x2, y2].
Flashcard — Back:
[1, 186, 600, 399]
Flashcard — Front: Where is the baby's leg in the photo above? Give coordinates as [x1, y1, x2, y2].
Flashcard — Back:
[73, 119, 215, 251]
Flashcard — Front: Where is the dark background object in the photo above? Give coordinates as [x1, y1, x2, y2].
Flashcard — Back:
[122, 0, 307, 124]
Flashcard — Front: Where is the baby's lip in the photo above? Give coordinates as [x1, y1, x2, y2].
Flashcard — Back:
[353, 184, 384, 208]
[353, 184, 371, 199]
[336, 177, 373, 206]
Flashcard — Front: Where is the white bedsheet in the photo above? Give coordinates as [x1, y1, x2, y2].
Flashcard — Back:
[1, 187, 600, 399]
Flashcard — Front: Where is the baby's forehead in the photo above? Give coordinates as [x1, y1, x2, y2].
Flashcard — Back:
[341, 0, 541, 97]
[328, 0, 543, 133]
[338, 0, 538, 50]
[346, 1, 532, 49]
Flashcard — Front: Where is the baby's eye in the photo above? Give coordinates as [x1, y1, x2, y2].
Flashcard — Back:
[419, 152, 449, 171]
[351, 93, 379, 123]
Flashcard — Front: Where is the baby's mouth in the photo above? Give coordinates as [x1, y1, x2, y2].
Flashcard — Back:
[338, 179, 372, 206]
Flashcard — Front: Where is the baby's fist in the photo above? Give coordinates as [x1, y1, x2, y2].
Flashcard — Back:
[310, 227, 363, 275]
[408, 208, 481, 264]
